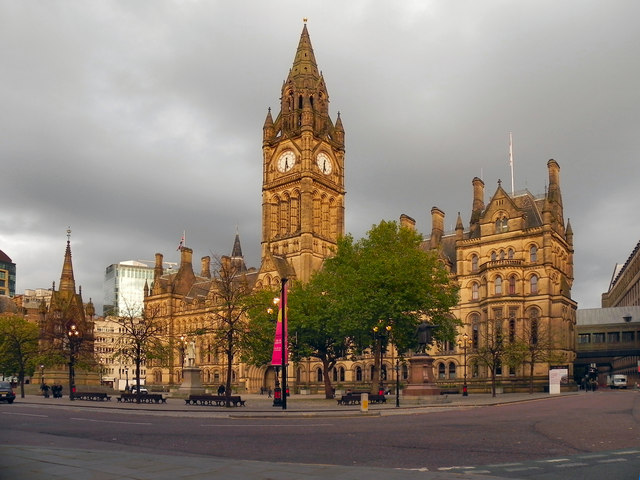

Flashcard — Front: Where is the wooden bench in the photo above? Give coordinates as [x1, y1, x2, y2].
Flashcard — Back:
[73, 392, 111, 401]
[185, 395, 246, 407]
[337, 393, 386, 405]
[116, 393, 166, 404]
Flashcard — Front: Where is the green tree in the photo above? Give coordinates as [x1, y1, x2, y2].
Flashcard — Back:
[321, 220, 460, 392]
[241, 287, 282, 367]
[287, 272, 352, 399]
[0, 314, 40, 398]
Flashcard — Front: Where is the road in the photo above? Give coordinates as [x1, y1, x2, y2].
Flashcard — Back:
[1, 390, 639, 479]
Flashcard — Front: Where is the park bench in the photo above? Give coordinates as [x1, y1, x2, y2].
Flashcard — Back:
[185, 394, 246, 407]
[336, 393, 386, 405]
[72, 392, 111, 401]
[116, 393, 166, 404]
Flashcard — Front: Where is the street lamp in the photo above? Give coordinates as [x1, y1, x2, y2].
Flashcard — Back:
[40, 364, 44, 386]
[457, 332, 473, 396]
[67, 323, 81, 401]
[125, 366, 129, 392]
[373, 322, 392, 394]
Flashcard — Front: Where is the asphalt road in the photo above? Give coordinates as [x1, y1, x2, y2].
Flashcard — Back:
[1, 390, 639, 479]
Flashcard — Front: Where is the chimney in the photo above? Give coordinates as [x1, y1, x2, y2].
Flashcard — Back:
[180, 247, 193, 266]
[201, 256, 211, 278]
[430, 207, 445, 248]
[400, 214, 416, 230]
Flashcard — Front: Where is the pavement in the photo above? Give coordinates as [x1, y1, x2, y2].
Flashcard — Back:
[1, 391, 575, 480]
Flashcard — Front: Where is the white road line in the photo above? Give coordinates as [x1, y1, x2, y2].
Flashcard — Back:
[2, 412, 48, 418]
[486, 462, 523, 468]
[613, 450, 640, 455]
[541, 458, 570, 463]
[71, 418, 151, 425]
[597, 458, 628, 463]
[554, 462, 588, 468]
[200, 423, 333, 427]
[505, 466, 542, 472]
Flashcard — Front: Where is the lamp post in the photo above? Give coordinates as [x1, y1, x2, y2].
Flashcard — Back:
[67, 323, 81, 400]
[280, 277, 288, 410]
[40, 364, 44, 386]
[373, 322, 392, 395]
[457, 332, 472, 396]
[394, 358, 401, 407]
[125, 366, 129, 392]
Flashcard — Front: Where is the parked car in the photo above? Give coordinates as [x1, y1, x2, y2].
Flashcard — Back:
[0, 381, 16, 404]
[129, 386, 148, 394]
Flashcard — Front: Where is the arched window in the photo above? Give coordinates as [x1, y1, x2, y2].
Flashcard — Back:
[471, 315, 480, 348]
[509, 318, 516, 342]
[339, 367, 345, 382]
[471, 254, 479, 272]
[508, 248, 514, 259]
[438, 363, 446, 379]
[499, 250, 505, 260]
[491, 251, 497, 261]
[356, 366, 363, 382]
[381, 364, 387, 380]
[317, 367, 323, 382]
[495, 276, 502, 295]
[530, 245, 538, 262]
[471, 361, 479, 378]
[448, 362, 456, 379]
[509, 275, 516, 295]
[530, 274, 539, 294]
[472, 282, 479, 301]
[333, 368, 338, 382]
[529, 310, 539, 345]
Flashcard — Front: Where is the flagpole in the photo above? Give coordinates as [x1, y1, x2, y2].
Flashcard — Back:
[509, 132, 515, 195]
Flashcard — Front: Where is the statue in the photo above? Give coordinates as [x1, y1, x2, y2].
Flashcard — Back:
[186, 341, 196, 367]
[416, 320, 434, 354]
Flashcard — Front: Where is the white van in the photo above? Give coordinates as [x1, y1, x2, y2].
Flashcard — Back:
[606, 374, 627, 389]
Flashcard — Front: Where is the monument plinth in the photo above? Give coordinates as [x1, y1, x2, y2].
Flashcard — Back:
[403, 355, 441, 396]
[178, 367, 205, 395]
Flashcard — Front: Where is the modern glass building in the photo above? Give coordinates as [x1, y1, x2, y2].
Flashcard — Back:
[103, 261, 157, 316]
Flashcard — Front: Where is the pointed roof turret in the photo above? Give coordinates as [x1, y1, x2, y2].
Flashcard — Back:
[230, 230, 247, 273]
[59, 227, 76, 293]
[289, 22, 321, 80]
[231, 230, 243, 258]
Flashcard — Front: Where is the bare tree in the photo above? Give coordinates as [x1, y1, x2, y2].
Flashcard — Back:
[471, 316, 507, 397]
[110, 304, 165, 402]
[201, 255, 255, 407]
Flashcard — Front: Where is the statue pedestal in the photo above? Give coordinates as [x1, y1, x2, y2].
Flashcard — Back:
[403, 355, 441, 396]
[178, 367, 205, 395]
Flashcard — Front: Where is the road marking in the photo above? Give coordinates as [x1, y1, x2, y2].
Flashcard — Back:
[541, 458, 570, 463]
[71, 418, 151, 425]
[613, 450, 640, 455]
[200, 423, 333, 427]
[2, 412, 48, 418]
[597, 458, 627, 463]
[578, 454, 608, 459]
[486, 462, 523, 468]
[437, 466, 476, 471]
[554, 462, 588, 468]
[505, 466, 542, 472]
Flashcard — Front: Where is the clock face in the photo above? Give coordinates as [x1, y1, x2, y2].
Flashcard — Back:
[316, 152, 332, 175]
[277, 150, 296, 173]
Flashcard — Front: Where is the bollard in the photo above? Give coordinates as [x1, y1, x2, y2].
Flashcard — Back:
[360, 392, 369, 413]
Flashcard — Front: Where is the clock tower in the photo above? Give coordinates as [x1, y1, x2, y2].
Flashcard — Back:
[261, 22, 345, 283]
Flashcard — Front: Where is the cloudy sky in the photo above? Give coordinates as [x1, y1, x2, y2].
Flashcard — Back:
[2, 1, 639, 312]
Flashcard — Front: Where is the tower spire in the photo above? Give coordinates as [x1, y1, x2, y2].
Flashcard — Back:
[59, 227, 76, 293]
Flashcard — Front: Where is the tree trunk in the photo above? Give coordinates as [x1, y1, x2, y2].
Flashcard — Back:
[529, 361, 535, 394]
[321, 357, 334, 399]
[225, 334, 234, 407]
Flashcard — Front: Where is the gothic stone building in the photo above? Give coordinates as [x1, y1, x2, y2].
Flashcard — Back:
[143, 24, 576, 393]
[417, 162, 577, 389]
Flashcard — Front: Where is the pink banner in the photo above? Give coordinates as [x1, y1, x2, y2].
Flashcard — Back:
[270, 284, 288, 365]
